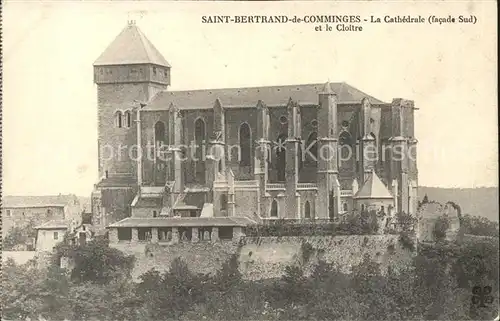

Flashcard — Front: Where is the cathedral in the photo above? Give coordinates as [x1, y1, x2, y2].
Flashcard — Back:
[91, 21, 418, 234]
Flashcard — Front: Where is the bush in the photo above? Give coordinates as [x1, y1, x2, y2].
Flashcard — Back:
[399, 231, 416, 251]
[3, 220, 37, 250]
[54, 237, 135, 284]
[433, 215, 450, 241]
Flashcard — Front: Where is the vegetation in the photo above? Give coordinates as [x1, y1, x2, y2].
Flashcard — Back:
[246, 209, 381, 237]
[433, 215, 451, 241]
[2, 219, 37, 251]
[2, 234, 498, 321]
[461, 214, 499, 238]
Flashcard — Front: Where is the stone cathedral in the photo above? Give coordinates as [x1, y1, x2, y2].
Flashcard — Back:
[91, 22, 418, 233]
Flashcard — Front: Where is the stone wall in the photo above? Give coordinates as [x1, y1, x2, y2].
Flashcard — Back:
[112, 240, 240, 280]
[239, 235, 414, 280]
[111, 234, 415, 281]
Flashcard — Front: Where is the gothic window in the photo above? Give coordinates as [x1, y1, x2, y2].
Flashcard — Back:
[220, 194, 228, 211]
[194, 118, 206, 183]
[305, 132, 318, 164]
[339, 131, 353, 170]
[194, 118, 206, 160]
[154, 121, 166, 158]
[239, 123, 252, 166]
[270, 199, 278, 218]
[115, 111, 123, 128]
[304, 201, 311, 219]
[276, 134, 287, 181]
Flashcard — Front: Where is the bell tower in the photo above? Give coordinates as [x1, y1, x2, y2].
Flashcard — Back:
[91, 21, 171, 228]
[93, 20, 171, 180]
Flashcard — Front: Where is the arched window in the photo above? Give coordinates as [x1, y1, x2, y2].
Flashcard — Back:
[270, 199, 278, 218]
[305, 132, 318, 164]
[124, 111, 132, 128]
[276, 134, 287, 181]
[343, 202, 348, 212]
[239, 123, 251, 166]
[220, 194, 227, 211]
[304, 201, 311, 219]
[154, 121, 166, 155]
[339, 131, 353, 169]
[194, 118, 206, 160]
[115, 111, 123, 128]
[194, 118, 206, 183]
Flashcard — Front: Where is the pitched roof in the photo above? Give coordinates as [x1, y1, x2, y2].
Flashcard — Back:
[145, 82, 387, 111]
[2, 195, 78, 209]
[354, 171, 393, 199]
[94, 23, 170, 67]
[108, 216, 256, 228]
[34, 219, 69, 230]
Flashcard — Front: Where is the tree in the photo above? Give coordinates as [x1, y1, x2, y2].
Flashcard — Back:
[3, 219, 37, 250]
[54, 237, 135, 284]
[433, 215, 450, 241]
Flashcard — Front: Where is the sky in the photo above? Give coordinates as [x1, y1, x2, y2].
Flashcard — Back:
[2, 1, 498, 197]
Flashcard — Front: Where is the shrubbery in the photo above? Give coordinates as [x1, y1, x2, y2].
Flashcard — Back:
[2, 234, 498, 321]
[2, 220, 37, 250]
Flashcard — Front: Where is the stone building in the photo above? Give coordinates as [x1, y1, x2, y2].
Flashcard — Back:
[33, 220, 68, 252]
[91, 22, 419, 238]
[2, 194, 82, 234]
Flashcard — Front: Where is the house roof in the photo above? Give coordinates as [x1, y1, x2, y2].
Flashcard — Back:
[34, 220, 69, 230]
[94, 22, 170, 67]
[145, 82, 387, 111]
[108, 216, 256, 228]
[2, 195, 78, 209]
[354, 171, 393, 199]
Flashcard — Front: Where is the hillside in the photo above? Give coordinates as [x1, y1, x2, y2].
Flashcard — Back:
[419, 186, 499, 222]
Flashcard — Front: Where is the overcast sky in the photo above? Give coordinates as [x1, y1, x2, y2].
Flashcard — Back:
[2, 1, 498, 196]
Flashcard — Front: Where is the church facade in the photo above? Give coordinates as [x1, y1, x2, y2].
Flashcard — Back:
[91, 22, 419, 233]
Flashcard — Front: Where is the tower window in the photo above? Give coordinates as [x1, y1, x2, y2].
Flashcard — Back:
[153, 67, 157, 75]
[115, 111, 123, 128]
[124, 111, 132, 128]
